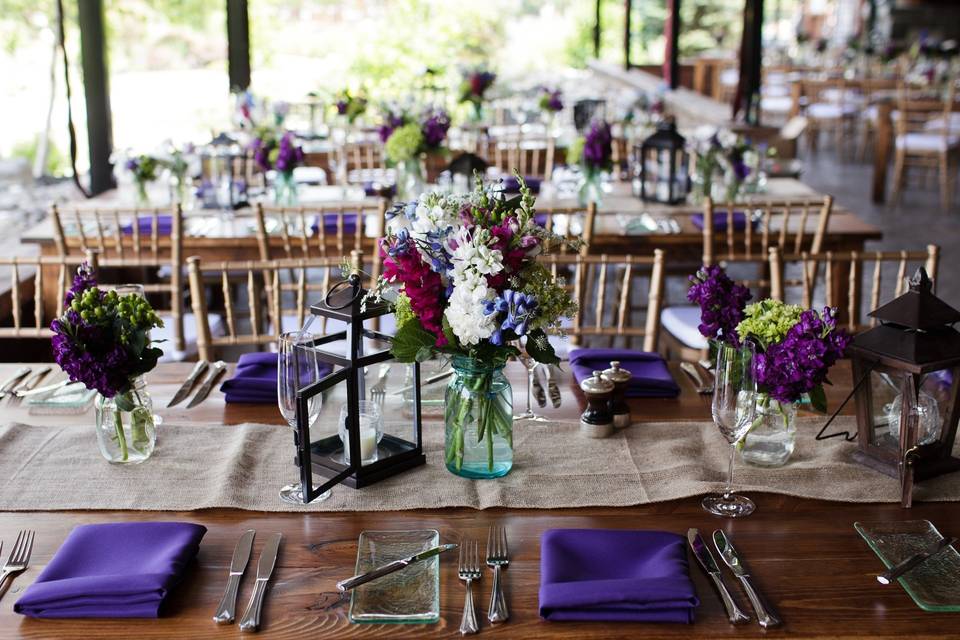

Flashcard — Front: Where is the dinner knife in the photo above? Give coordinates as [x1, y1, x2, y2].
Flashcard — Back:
[713, 529, 781, 628]
[213, 529, 256, 624]
[687, 528, 750, 624]
[168, 360, 209, 407]
[336, 543, 458, 592]
[0, 367, 31, 399]
[186, 361, 226, 409]
[877, 536, 957, 585]
[13, 366, 51, 394]
[681, 362, 709, 394]
[239, 532, 282, 632]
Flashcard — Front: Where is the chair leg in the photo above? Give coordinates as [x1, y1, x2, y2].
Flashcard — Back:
[941, 152, 952, 211]
[891, 150, 906, 206]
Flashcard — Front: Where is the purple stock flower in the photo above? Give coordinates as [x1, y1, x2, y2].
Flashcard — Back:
[378, 112, 406, 143]
[687, 265, 752, 345]
[421, 109, 450, 149]
[582, 120, 613, 171]
[273, 132, 303, 174]
[539, 87, 563, 113]
[753, 307, 851, 404]
[124, 158, 139, 172]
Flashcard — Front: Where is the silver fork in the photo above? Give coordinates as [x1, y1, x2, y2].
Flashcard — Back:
[369, 364, 390, 407]
[486, 526, 509, 623]
[458, 539, 481, 635]
[0, 530, 34, 601]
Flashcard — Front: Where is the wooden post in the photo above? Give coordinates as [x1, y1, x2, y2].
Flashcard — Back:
[227, 0, 251, 92]
[593, 0, 602, 58]
[663, 0, 681, 89]
[77, 0, 115, 195]
[624, 0, 632, 69]
[734, 0, 764, 124]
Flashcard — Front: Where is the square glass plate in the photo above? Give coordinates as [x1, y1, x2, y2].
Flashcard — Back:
[855, 519, 960, 612]
[349, 529, 440, 624]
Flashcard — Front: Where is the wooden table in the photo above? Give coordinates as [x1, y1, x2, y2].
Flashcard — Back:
[3, 360, 959, 638]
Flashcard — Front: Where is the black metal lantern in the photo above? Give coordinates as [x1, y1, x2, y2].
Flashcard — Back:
[635, 119, 689, 204]
[293, 271, 425, 502]
[198, 133, 250, 210]
[849, 268, 960, 507]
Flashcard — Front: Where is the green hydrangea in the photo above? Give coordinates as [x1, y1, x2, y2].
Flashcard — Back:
[385, 123, 423, 163]
[736, 299, 802, 349]
[567, 136, 585, 165]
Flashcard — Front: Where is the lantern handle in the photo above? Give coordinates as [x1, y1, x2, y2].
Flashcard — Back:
[324, 273, 363, 310]
[815, 361, 878, 442]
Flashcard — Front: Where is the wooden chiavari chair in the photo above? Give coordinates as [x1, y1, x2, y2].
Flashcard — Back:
[537, 204, 596, 256]
[0, 252, 94, 340]
[337, 139, 388, 185]
[49, 204, 187, 356]
[477, 132, 556, 181]
[769, 245, 940, 333]
[856, 78, 900, 160]
[187, 253, 375, 362]
[538, 251, 665, 356]
[793, 78, 861, 156]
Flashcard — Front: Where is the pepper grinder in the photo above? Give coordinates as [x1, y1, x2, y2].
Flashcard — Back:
[602, 361, 633, 429]
[580, 370, 615, 438]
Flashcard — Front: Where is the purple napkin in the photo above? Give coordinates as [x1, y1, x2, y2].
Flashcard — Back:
[499, 175, 541, 194]
[121, 215, 173, 236]
[539, 529, 698, 623]
[311, 212, 358, 235]
[364, 181, 396, 198]
[690, 211, 754, 232]
[220, 351, 333, 404]
[568, 348, 679, 398]
[14, 522, 206, 619]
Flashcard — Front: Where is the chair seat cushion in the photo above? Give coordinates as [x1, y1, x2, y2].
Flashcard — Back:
[660, 305, 708, 350]
[157, 312, 223, 362]
[896, 132, 960, 152]
[924, 113, 960, 133]
[807, 102, 857, 120]
[760, 95, 793, 113]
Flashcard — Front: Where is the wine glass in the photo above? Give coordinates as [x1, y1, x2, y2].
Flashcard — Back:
[513, 337, 547, 422]
[277, 331, 331, 505]
[702, 341, 758, 518]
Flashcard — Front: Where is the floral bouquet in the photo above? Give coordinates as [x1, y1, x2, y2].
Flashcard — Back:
[272, 100, 290, 127]
[383, 108, 451, 163]
[159, 142, 194, 204]
[368, 177, 577, 475]
[459, 68, 496, 120]
[250, 129, 304, 204]
[334, 89, 368, 124]
[234, 90, 257, 129]
[125, 154, 159, 204]
[51, 264, 164, 462]
[538, 87, 564, 115]
[569, 119, 613, 204]
[378, 106, 407, 143]
[690, 126, 754, 203]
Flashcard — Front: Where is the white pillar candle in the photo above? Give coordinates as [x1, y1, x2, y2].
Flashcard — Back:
[358, 428, 378, 461]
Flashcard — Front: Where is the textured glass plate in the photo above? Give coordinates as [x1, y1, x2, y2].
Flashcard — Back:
[855, 520, 960, 612]
[349, 529, 440, 624]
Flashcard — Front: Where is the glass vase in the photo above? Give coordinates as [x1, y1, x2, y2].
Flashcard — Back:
[578, 169, 603, 206]
[135, 180, 150, 206]
[272, 171, 298, 205]
[397, 158, 425, 201]
[740, 393, 796, 467]
[444, 356, 513, 479]
[95, 376, 157, 464]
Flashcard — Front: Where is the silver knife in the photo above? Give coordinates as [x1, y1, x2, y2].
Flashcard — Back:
[681, 362, 711, 394]
[168, 360, 209, 407]
[713, 530, 781, 628]
[687, 528, 750, 624]
[0, 367, 31, 399]
[186, 360, 226, 408]
[213, 529, 256, 624]
[390, 370, 455, 395]
[337, 543, 458, 592]
[14, 379, 72, 398]
[877, 536, 957, 585]
[239, 532, 282, 632]
[546, 364, 562, 408]
[13, 366, 51, 394]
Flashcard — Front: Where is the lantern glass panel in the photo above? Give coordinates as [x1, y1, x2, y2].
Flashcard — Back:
[866, 366, 953, 449]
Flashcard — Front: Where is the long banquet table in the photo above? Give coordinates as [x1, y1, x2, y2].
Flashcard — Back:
[2, 360, 959, 638]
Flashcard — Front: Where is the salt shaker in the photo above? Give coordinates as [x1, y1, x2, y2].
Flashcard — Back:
[602, 361, 633, 429]
[580, 370, 615, 438]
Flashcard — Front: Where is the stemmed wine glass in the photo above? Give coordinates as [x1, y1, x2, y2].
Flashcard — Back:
[277, 331, 330, 505]
[513, 337, 547, 422]
[702, 341, 758, 518]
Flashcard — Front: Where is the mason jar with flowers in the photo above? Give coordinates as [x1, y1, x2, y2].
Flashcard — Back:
[570, 120, 613, 206]
[250, 129, 305, 205]
[384, 108, 451, 201]
[51, 264, 164, 464]
[125, 154, 159, 205]
[459, 69, 496, 122]
[367, 177, 577, 479]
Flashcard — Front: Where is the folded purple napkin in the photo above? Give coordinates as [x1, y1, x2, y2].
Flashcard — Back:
[364, 181, 396, 198]
[539, 529, 698, 623]
[690, 211, 754, 232]
[499, 175, 542, 193]
[121, 215, 173, 236]
[568, 349, 679, 398]
[220, 351, 333, 404]
[14, 522, 206, 619]
[311, 212, 359, 235]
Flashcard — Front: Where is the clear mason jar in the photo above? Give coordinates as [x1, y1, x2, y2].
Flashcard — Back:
[740, 393, 797, 467]
[444, 356, 513, 479]
[95, 376, 157, 464]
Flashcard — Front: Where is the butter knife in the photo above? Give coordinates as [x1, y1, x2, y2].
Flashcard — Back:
[168, 360, 209, 407]
[213, 529, 255, 624]
[337, 543, 457, 592]
[186, 361, 226, 408]
[681, 362, 712, 394]
[687, 528, 750, 624]
[877, 536, 956, 585]
[13, 366, 51, 393]
[713, 530, 781, 627]
[239, 532, 282, 632]
[0, 367, 31, 399]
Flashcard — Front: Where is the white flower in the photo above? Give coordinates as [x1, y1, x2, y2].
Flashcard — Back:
[410, 196, 460, 241]
[444, 282, 496, 345]
[448, 226, 503, 285]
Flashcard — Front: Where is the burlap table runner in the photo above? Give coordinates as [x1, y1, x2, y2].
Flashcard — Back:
[1, 417, 957, 512]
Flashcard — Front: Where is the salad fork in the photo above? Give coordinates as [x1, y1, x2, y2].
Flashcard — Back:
[458, 540, 481, 635]
[486, 526, 510, 623]
[369, 364, 390, 407]
[0, 529, 34, 601]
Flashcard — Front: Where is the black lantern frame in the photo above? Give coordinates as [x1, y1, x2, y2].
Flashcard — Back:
[293, 274, 425, 503]
[636, 119, 689, 205]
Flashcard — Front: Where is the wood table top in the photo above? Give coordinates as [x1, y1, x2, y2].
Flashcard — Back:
[2, 360, 955, 639]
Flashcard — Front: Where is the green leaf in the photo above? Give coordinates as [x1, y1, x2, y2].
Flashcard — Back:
[391, 319, 437, 362]
[415, 346, 434, 362]
[808, 385, 828, 414]
[525, 329, 560, 365]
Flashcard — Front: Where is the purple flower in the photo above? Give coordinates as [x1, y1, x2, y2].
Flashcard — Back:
[687, 265, 752, 345]
[421, 109, 450, 149]
[484, 289, 538, 345]
[539, 87, 563, 113]
[582, 120, 613, 171]
[124, 158, 139, 172]
[378, 112, 406, 143]
[273, 132, 303, 174]
[336, 100, 349, 115]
